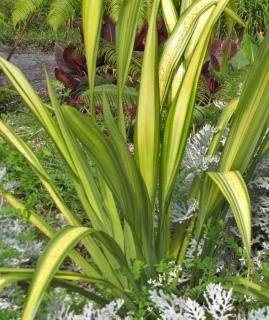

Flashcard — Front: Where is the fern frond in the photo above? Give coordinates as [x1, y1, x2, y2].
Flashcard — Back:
[80, 84, 138, 108]
[215, 67, 250, 102]
[0, 12, 9, 30]
[104, 0, 122, 22]
[48, 0, 81, 31]
[98, 42, 143, 79]
[104, 0, 153, 25]
[12, 0, 45, 26]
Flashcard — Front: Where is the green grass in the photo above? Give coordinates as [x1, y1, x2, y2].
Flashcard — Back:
[0, 24, 81, 50]
[0, 108, 84, 222]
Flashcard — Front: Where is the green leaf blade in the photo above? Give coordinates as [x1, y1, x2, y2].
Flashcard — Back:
[135, 0, 161, 204]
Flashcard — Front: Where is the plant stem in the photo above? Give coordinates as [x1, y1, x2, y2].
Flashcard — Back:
[7, 13, 35, 61]
[172, 213, 196, 288]
[117, 90, 126, 140]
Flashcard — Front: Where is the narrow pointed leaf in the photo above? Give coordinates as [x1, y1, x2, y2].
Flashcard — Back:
[97, 173, 125, 251]
[224, 277, 269, 303]
[159, 0, 217, 105]
[46, 72, 107, 231]
[198, 32, 269, 230]
[82, 0, 104, 120]
[0, 59, 74, 169]
[116, 0, 142, 134]
[63, 105, 155, 267]
[207, 97, 239, 157]
[161, 0, 178, 33]
[206, 171, 252, 263]
[159, 0, 230, 257]
[0, 120, 80, 226]
[223, 7, 247, 28]
[22, 227, 92, 320]
[160, 0, 229, 209]
[135, 0, 160, 204]
[1, 192, 100, 278]
[92, 231, 138, 289]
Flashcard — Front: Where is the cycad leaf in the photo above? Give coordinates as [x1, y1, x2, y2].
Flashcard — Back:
[135, 0, 160, 204]
[80, 84, 138, 108]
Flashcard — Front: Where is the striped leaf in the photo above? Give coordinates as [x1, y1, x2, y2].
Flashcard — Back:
[180, 0, 194, 13]
[161, 0, 178, 33]
[159, 0, 230, 257]
[135, 0, 161, 204]
[159, 0, 217, 105]
[206, 171, 252, 264]
[198, 32, 269, 229]
[62, 105, 155, 268]
[116, 0, 142, 135]
[22, 227, 91, 320]
[1, 192, 100, 278]
[82, 0, 104, 121]
[207, 97, 239, 157]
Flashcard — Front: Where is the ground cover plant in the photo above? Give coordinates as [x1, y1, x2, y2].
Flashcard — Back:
[0, 0, 269, 319]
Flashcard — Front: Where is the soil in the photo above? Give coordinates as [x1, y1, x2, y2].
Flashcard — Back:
[0, 49, 56, 95]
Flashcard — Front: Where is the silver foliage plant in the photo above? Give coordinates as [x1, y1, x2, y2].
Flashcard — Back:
[150, 283, 269, 320]
[182, 124, 219, 176]
[0, 166, 43, 267]
[172, 124, 219, 224]
[249, 153, 269, 241]
[0, 166, 43, 314]
[46, 298, 126, 320]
